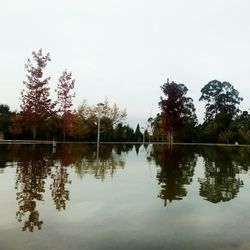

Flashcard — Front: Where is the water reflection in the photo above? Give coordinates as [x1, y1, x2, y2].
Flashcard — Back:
[50, 165, 71, 211]
[148, 145, 250, 205]
[54, 143, 129, 180]
[148, 145, 197, 206]
[198, 146, 250, 203]
[2, 143, 128, 232]
[15, 145, 51, 232]
[1, 143, 250, 233]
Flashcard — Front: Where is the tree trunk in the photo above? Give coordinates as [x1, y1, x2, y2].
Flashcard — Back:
[32, 128, 37, 140]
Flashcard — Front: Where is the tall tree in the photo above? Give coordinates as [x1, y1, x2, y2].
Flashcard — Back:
[159, 79, 196, 143]
[56, 70, 75, 140]
[0, 104, 11, 138]
[134, 124, 143, 142]
[21, 49, 55, 139]
[199, 80, 243, 122]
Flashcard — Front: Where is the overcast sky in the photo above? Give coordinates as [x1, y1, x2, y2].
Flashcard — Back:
[1, 0, 250, 128]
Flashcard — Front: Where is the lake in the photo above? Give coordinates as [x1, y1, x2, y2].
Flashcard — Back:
[1, 143, 250, 250]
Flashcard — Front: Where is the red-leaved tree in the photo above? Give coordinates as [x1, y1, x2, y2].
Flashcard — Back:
[56, 70, 75, 140]
[21, 49, 55, 139]
[159, 79, 196, 143]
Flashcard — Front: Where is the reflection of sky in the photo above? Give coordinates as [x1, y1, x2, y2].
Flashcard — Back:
[0, 146, 250, 249]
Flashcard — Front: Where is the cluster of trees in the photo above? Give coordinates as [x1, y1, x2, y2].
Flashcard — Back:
[1, 49, 250, 144]
[0, 49, 139, 141]
[151, 79, 250, 144]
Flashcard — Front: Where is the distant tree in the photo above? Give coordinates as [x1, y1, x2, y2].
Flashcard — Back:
[56, 70, 75, 141]
[0, 104, 12, 138]
[230, 111, 250, 144]
[148, 114, 165, 142]
[159, 79, 197, 143]
[77, 98, 127, 142]
[218, 130, 235, 144]
[21, 49, 55, 139]
[199, 80, 243, 122]
[9, 114, 24, 139]
[134, 124, 143, 142]
[113, 123, 135, 142]
[0, 104, 11, 115]
[68, 113, 92, 140]
[91, 98, 127, 128]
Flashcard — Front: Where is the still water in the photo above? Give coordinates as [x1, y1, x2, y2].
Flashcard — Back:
[1, 143, 250, 250]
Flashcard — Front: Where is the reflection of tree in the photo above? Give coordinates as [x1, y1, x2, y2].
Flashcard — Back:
[148, 145, 197, 206]
[113, 143, 134, 155]
[198, 146, 245, 203]
[134, 144, 141, 155]
[50, 165, 71, 211]
[0, 143, 132, 232]
[74, 144, 126, 180]
[15, 146, 51, 232]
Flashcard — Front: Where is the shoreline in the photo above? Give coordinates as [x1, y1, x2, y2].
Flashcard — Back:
[0, 140, 249, 147]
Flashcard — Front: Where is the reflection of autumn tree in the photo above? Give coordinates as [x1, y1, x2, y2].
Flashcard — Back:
[0, 143, 131, 232]
[54, 143, 95, 166]
[0, 144, 24, 169]
[74, 144, 126, 180]
[198, 147, 245, 203]
[149, 145, 197, 206]
[50, 165, 71, 211]
[15, 146, 52, 232]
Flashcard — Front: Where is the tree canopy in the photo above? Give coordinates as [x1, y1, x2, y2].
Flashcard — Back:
[21, 49, 55, 139]
[159, 79, 197, 143]
[199, 80, 243, 122]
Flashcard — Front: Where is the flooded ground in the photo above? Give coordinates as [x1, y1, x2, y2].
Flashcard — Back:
[1, 143, 250, 250]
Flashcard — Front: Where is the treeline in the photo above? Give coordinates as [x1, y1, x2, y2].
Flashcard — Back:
[0, 49, 146, 142]
[0, 102, 143, 142]
[0, 49, 250, 143]
[152, 79, 250, 144]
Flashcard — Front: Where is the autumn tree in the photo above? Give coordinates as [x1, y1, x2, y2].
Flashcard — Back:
[90, 98, 127, 128]
[56, 70, 75, 140]
[77, 98, 127, 141]
[21, 49, 55, 139]
[68, 113, 92, 140]
[9, 114, 24, 139]
[159, 79, 197, 143]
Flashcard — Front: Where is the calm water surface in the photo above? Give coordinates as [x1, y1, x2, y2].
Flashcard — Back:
[1, 143, 250, 250]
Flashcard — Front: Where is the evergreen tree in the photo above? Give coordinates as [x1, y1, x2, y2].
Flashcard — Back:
[134, 124, 143, 142]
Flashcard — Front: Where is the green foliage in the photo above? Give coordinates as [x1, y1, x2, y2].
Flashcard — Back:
[200, 80, 243, 122]
[134, 124, 143, 142]
[113, 123, 135, 142]
[218, 130, 235, 144]
[0, 104, 11, 115]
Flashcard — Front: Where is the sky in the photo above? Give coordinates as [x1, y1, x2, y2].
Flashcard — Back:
[1, 0, 250, 128]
